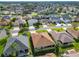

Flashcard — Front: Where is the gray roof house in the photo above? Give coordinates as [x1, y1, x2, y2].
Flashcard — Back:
[0, 29, 7, 40]
[66, 28, 79, 39]
[49, 31, 74, 46]
[28, 19, 38, 26]
[57, 32, 74, 46]
[3, 35, 29, 57]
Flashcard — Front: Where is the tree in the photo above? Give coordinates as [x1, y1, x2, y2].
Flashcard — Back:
[55, 42, 59, 56]
[11, 18, 16, 22]
[72, 22, 79, 30]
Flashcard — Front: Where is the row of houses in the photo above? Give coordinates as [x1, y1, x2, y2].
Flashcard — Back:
[30, 28, 79, 56]
[0, 27, 79, 57]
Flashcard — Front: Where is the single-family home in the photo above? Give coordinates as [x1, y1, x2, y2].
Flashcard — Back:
[15, 19, 26, 27]
[66, 28, 79, 39]
[40, 19, 52, 24]
[3, 35, 29, 57]
[0, 29, 7, 40]
[49, 31, 74, 46]
[74, 16, 79, 22]
[50, 16, 61, 23]
[57, 32, 74, 46]
[0, 20, 9, 26]
[28, 19, 38, 26]
[31, 32, 55, 52]
[63, 49, 79, 57]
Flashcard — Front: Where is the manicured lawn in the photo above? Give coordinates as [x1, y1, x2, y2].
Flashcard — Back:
[0, 45, 4, 56]
[71, 22, 79, 24]
[49, 23, 56, 26]
[59, 39, 79, 56]
[0, 37, 8, 56]
[36, 30, 48, 33]
[52, 28, 65, 32]
[74, 27, 79, 31]
[26, 32, 34, 56]
[33, 22, 43, 29]
[73, 41, 79, 51]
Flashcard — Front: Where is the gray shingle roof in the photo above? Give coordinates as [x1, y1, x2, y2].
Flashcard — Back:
[3, 35, 29, 53]
[49, 31, 74, 44]
[58, 32, 74, 43]
[0, 29, 7, 40]
[28, 19, 38, 26]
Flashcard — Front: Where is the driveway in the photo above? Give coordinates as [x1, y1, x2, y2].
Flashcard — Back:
[11, 27, 20, 37]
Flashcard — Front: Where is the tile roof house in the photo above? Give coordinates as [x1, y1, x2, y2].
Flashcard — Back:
[0, 21, 8, 26]
[31, 32, 55, 52]
[3, 35, 29, 57]
[49, 31, 74, 46]
[2, 16, 11, 22]
[66, 28, 79, 39]
[0, 29, 7, 40]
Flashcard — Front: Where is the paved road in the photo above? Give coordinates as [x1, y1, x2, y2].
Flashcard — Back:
[29, 24, 72, 32]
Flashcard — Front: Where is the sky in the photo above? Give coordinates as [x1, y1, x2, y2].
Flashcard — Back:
[0, 0, 79, 1]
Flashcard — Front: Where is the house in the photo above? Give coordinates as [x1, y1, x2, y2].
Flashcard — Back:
[29, 26, 35, 31]
[74, 16, 79, 22]
[57, 32, 74, 46]
[2, 15, 11, 23]
[31, 32, 55, 52]
[0, 20, 9, 26]
[50, 16, 61, 23]
[3, 35, 29, 57]
[11, 27, 20, 37]
[40, 19, 52, 24]
[15, 19, 26, 26]
[63, 49, 79, 57]
[0, 29, 7, 40]
[28, 19, 38, 26]
[39, 53, 56, 57]
[66, 28, 79, 39]
[49, 31, 74, 46]
[2, 16, 10, 20]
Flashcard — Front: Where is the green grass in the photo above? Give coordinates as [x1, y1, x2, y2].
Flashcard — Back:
[26, 32, 34, 56]
[0, 45, 4, 56]
[49, 23, 56, 26]
[72, 22, 79, 24]
[0, 37, 8, 56]
[33, 22, 43, 29]
[52, 28, 65, 32]
[74, 27, 79, 31]
[36, 30, 48, 33]
[59, 38, 79, 56]
[73, 41, 79, 51]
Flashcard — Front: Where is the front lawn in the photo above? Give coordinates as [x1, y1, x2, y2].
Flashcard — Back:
[49, 23, 56, 26]
[52, 28, 65, 32]
[33, 22, 43, 29]
[0, 45, 4, 56]
[59, 38, 79, 56]
[36, 30, 48, 33]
